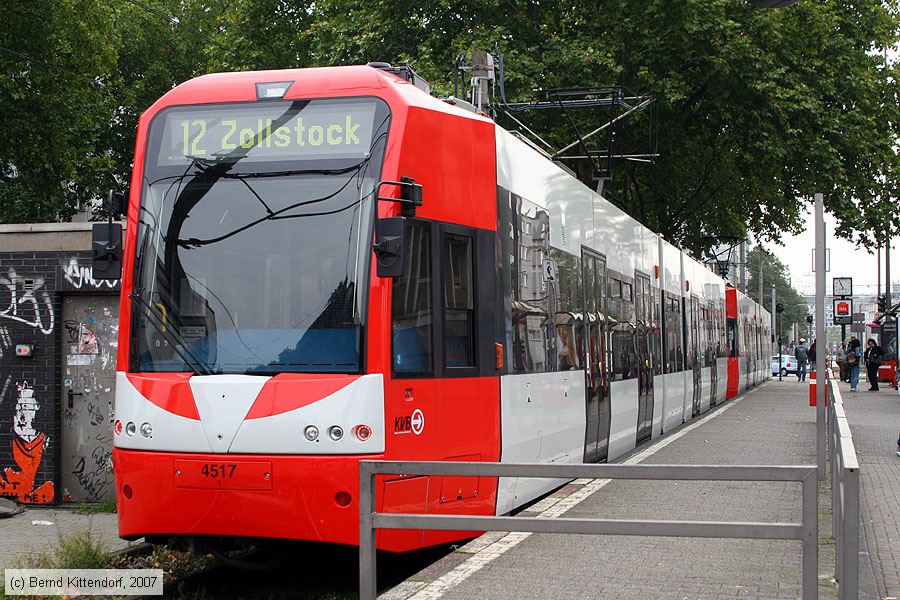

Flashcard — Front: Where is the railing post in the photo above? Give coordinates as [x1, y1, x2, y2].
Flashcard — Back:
[359, 462, 377, 600]
[801, 469, 818, 600]
[840, 467, 859, 599]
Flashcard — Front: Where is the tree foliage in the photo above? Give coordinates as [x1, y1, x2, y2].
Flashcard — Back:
[0, 0, 897, 259]
[747, 246, 809, 340]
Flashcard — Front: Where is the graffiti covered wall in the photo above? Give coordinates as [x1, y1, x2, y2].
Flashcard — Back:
[0, 238, 119, 505]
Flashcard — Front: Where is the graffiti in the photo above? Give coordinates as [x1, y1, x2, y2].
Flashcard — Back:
[0, 268, 54, 334]
[0, 382, 55, 504]
[64, 320, 80, 343]
[86, 402, 104, 427]
[0, 326, 10, 359]
[61, 257, 117, 290]
[71, 436, 113, 502]
[0, 375, 10, 407]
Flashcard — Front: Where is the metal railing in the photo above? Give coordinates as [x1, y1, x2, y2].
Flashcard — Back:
[826, 378, 860, 599]
[359, 461, 819, 600]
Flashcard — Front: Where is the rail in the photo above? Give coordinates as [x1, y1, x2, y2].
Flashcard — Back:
[826, 378, 860, 599]
[359, 461, 819, 600]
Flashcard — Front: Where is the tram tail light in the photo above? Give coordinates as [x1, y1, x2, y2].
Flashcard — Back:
[114, 420, 123, 436]
[353, 424, 373, 442]
[495, 343, 504, 370]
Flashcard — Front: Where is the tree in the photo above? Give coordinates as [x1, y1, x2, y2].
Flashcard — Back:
[306, 0, 899, 254]
[747, 246, 808, 341]
[0, 0, 118, 221]
[1, 0, 898, 255]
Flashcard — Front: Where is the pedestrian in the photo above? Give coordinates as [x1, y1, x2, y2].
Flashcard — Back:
[864, 339, 883, 391]
[808, 340, 817, 367]
[794, 339, 809, 382]
[836, 341, 849, 382]
[845, 337, 862, 392]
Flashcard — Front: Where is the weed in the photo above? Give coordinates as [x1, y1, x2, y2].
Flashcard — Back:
[75, 498, 117, 514]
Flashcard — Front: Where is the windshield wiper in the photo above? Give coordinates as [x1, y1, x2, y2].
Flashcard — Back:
[176, 164, 367, 249]
[129, 291, 217, 376]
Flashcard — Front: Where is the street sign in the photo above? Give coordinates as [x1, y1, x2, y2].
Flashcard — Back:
[833, 298, 852, 325]
[542, 259, 557, 283]
[851, 312, 865, 323]
[833, 277, 852, 297]
[850, 322, 866, 333]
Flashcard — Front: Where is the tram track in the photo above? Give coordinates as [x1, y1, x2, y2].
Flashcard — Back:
[124, 541, 456, 599]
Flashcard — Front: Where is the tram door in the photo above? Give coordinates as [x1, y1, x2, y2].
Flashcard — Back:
[581, 250, 610, 463]
[708, 304, 718, 407]
[690, 296, 702, 417]
[635, 273, 654, 444]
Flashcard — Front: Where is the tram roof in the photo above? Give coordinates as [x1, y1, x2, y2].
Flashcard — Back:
[142, 65, 494, 124]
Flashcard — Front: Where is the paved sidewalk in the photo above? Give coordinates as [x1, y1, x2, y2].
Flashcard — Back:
[384, 380, 843, 600]
[838, 378, 899, 599]
[0, 507, 134, 570]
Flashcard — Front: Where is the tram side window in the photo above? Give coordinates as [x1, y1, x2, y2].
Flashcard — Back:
[718, 302, 727, 358]
[392, 221, 433, 375]
[700, 307, 709, 366]
[663, 294, 683, 373]
[651, 289, 663, 375]
[609, 274, 636, 380]
[726, 318, 737, 358]
[443, 233, 476, 368]
[505, 192, 554, 374]
[548, 249, 583, 372]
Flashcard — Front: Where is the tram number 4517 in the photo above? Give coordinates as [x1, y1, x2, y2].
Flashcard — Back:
[201, 463, 236, 478]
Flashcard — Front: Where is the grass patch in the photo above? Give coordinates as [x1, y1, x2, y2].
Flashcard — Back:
[0, 529, 111, 599]
[75, 498, 117, 514]
[19, 528, 111, 570]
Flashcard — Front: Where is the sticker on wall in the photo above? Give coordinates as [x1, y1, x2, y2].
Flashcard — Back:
[0, 382, 55, 504]
[77, 324, 99, 354]
[67, 355, 96, 366]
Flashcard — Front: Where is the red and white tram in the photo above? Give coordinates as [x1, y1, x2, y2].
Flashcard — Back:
[108, 64, 771, 553]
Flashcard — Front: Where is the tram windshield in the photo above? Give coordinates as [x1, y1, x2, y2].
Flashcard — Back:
[131, 98, 391, 374]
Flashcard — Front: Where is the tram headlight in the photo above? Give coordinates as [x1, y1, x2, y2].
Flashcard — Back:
[139, 422, 152, 438]
[328, 426, 344, 441]
[304, 425, 319, 441]
[125, 422, 136, 436]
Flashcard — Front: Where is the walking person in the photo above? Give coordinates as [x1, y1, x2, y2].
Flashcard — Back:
[794, 339, 809, 382]
[845, 337, 862, 392]
[836, 341, 849, 382]
[864, 338, 883, 391]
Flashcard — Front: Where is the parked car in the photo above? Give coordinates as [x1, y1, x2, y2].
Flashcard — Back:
[771, 354, 798, 376]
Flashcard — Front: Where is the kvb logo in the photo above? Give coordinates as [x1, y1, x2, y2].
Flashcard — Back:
[393, 409, 425, 436]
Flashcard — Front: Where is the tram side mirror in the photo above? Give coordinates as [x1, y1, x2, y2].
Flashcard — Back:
[92, 223, 122, 280]
[111, 192, 128, 217]
[373, 217, 406, 279]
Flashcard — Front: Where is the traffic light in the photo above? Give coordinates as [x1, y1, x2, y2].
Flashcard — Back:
[776, 302, 784, 314]
[877, 294, 887, 313]
[806, 314, 813, 324]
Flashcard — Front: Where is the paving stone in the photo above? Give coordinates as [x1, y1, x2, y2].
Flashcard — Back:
[837, 380, 899, 598]
[381, 380, 875, 600]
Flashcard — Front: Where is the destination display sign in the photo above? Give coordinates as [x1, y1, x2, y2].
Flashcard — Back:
[157, 99, 378, 165]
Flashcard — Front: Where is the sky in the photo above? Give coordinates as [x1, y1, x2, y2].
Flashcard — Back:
[762, 208, 897, 297]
